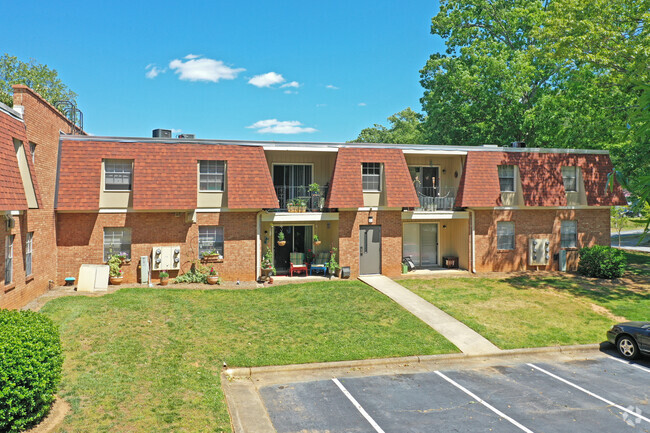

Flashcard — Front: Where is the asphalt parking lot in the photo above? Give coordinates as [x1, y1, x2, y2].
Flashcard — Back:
[260, 355, 650, 433]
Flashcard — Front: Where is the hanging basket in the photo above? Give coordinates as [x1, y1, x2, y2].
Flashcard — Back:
[277, 240, 286, 247]
[314, 240, 322, 246]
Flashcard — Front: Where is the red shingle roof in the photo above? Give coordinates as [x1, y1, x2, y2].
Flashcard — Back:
[56, 140, 278, 210]
[0, 109, 42, 210]
[326, 148, 419, 208]
[457, 151, 626, 207]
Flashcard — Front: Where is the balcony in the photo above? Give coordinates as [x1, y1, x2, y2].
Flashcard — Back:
[415, 186, 457, 211]
[274, 185, 329, 212]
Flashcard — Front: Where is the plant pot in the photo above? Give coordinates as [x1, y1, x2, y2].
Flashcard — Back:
[277, 240, 286, 247]
[160, 277, 169, 286]
[109, 276, 123, 285]
[314, 240, 321, 246]
[207, 276, 219, 285]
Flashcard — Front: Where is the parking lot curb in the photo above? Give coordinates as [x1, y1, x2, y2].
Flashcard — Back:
[225, 344, 602, 379]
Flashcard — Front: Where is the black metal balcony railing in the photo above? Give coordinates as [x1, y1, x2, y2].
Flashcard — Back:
[274, 185, 329, 211]
[415, 186, 457, 211]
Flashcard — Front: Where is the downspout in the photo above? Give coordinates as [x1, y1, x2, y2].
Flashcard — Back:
[469, 209, 476, 273]
[256, 211, 263, 280]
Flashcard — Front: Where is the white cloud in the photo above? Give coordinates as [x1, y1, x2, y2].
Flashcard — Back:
[248, 72, 285, 88]
[169, 55, 245, 82]
[184, 54, 201, 59]
[284, 90, 298, 94]
[171, 128, 182, 134]
[246, 119, 317, 134]
[280, 81, 301, 88]
[358, 102, 367, 106]
[145, 64, 164, 79]
[325, 84, 339, 90]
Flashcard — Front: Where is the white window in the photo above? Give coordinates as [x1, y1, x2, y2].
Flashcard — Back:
[25, 232, 33, 276]
[497, 221, 515, 250]
[29, 142, 36, 164]
[103, 228, 131, 261]
[362, 163, 382, 191]
[199, 161, 226, 191]
[5, 235, 14, 284]
[104, 160, 132, 191]
[562, 166, 578, 192]
[561, 220, 578, 248]
[198, 226, 224, 258]
[498, 165, 515, 192]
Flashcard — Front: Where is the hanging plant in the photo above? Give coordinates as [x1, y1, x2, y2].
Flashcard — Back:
[277, 230, 286, 246]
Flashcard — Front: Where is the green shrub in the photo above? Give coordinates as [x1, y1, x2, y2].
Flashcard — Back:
[577, 245, 627, 279]
[174, 262, 208, 284]
[0, 310, 63, 433]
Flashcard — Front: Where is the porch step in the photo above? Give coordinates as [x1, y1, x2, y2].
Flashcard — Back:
[359, 275, 500, 355]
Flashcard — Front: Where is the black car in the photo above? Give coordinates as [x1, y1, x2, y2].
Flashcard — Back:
[607, 321, 650, 359]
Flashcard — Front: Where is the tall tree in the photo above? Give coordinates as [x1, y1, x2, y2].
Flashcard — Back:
[351, 108, 426, 144]
[0, 54, 77, 108]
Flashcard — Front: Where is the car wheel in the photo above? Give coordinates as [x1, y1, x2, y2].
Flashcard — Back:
[617, 335, 640, 360]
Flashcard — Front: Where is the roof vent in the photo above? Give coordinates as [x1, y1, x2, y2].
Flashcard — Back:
[153, 129, 172, 138]
[178, 133, 195, 139]
[511, 141, 526, 148]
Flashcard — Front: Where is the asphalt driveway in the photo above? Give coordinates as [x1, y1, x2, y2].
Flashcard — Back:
[260, 354, 650, 433]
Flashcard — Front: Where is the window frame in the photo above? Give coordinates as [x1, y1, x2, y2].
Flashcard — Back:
[560, 220, 578, 249]
[198, 226, 224, 258]
[362, 162, 382, 192]
[496, 221, 515, 251]
[104, 159, 133, 191]
[103, 228, 132, 261]
[5, 235, 14, 284]
[25, 232, 33, 276]
[498, 165, 516, 192]
[199, 160, 226, 192]
[561, 166, 578, 193]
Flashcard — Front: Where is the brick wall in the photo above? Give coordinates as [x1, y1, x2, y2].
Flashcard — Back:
[339, 210, 402, 278]
[56, 211, 258, 284]
[0, 86, 79, 309]
[473, 208, 610, 272]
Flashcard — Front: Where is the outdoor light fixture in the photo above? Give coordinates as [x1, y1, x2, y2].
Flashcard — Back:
[443, 225, 447, 229]
[368, 215, 374, 223]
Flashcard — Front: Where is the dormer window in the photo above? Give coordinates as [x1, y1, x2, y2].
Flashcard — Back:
[362, 162, 381, 192]
[561, 166, 578, 192]
[498, 165, 515, 192]
[104, 159, 132, 191]
[199, 160, 226, 191]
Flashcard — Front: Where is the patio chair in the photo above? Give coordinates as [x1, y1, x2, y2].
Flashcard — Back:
[289, 252, 308, 277]
[309, 252, 329, 276]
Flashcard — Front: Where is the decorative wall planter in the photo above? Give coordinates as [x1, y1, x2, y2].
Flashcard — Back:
[109, 276, 123, 285]
[287, 204, 307, 213]
[201, 255, 223, 264]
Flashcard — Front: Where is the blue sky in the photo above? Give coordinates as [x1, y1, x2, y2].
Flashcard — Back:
[5, 1, 444, 141]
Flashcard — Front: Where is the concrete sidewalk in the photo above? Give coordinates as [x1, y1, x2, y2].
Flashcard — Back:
[359, 275, 500, 355]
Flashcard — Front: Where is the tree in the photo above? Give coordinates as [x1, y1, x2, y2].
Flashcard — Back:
[351, 108, 426, 144]
[611, 206, 629, 247]
[0, 54, 76, 108]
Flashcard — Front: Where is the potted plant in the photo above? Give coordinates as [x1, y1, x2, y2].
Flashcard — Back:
[327, 248, 340, 279]
[277, 230, 286, 246]
[309, 183, 321, 209]
[287, 197, 307, 213]
[108, 253, 125, 285]
[261, 249, 276, 280]
[313, 234, 321, 246]
[206, 267, 220, 285]
[159, 270, 169, 286]
[201, 249, 223, 263]
[305, 249, 315, 266]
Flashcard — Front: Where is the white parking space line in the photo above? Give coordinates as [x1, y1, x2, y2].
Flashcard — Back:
[434, 371, 536, 433]
[332, 378, 386, 433]
[607, 356, 650, 374]
[527, 363, 650, 424]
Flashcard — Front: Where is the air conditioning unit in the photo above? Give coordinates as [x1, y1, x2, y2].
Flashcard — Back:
[529, 238, 550, 266]
[178, 133, 195, 139]
[152, 129, 172, 138]
[151, 246, 181, 271]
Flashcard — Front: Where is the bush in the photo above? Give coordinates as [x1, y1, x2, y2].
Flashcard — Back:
[577, 245, 627, 279]
[0, 310, 63, 433]
[174, 261, 208, 284]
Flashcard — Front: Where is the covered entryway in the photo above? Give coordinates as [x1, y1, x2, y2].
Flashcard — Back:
[359, 225, 381, 274]
[273, 225, 313, 273]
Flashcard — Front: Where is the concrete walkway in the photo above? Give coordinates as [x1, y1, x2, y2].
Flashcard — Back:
[359, 275, 500, 355]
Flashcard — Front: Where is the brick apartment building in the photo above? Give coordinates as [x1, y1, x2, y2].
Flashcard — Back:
[1, 86, 626, 309]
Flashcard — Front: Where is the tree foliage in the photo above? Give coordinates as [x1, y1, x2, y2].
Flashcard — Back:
[0, 54, 77, 108]
[351, 108, 426, 144]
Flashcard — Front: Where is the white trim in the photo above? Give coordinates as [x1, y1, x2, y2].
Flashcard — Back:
[357, 207, 380, 211]
[9, 210, 21, 216]
[403, 149, 467, 155]
[98, 209, 128, 214]
[402, 211, 469, 220]
[264, 146, 338, 152]
[261, 212, 338, 222]
[196, 208, 224, 213]
[470, 209, 476, 273]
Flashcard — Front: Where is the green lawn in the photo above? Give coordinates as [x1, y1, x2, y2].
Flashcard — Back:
[400, 251, 650, 350]
[41, 281, 456, 433]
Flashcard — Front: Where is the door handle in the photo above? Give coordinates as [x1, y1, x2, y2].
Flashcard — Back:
[360, 246, 363, 256]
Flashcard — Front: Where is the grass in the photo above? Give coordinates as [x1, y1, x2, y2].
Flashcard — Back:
[400, 251, 650, 350]
[41, 281, 457, 433]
